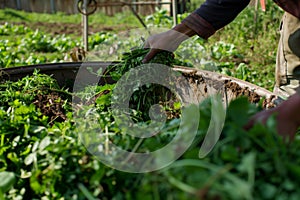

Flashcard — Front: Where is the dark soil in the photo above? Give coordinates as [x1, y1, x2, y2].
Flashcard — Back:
[33, 92, 68, 124]
[181, 70, 276, 109]
[224, 81, 276, 108]
[224, 81, 261, 103]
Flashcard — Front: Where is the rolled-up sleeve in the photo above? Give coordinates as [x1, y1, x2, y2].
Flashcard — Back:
[182, 0, 250, 39]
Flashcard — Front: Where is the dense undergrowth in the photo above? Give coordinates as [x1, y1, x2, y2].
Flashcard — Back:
[1, 45, 300, 200]
[0, 2, 295, 199]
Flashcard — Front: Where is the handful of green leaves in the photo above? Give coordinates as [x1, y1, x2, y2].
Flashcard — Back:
[106, 48, 190, 81]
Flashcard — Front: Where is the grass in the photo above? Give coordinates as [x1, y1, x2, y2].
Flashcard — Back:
[0, 8, 143, 28]
[0, 8, 79, 23]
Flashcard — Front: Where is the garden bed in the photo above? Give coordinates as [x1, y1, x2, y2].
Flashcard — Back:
[1, 50, 299, 200]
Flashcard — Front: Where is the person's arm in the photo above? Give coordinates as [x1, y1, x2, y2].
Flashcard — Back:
[274, 0, 300, 19]
[184, 0, 250, 39]
[245, 89, 300, 141]
[143, 0, 251, 63]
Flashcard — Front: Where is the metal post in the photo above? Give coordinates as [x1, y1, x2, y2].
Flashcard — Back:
[16, 0, 21, 10]
[82, 0, 89, 51]
[132, 0, 137, 12]
[172, 0, 178, 26]
[50, 0, 56, 13]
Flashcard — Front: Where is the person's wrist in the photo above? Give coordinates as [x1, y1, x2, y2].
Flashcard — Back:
[172, 23, 196, 37]
[164, 23, 195, 46]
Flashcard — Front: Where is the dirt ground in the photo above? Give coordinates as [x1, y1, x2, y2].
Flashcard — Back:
[33, 92, 67, 124]
[6, 21, 134, 36]
[181, 70, 277, 109]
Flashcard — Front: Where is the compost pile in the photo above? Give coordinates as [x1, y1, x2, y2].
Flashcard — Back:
[1, 49, 300, 200]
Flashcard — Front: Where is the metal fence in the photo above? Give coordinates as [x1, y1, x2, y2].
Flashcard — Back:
[0, 0, 175, 15]
[0, 0, 78, 14]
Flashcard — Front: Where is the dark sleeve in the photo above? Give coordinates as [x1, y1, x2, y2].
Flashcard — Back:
[182, 0, 250, 39]
[274, 0, 300, 19]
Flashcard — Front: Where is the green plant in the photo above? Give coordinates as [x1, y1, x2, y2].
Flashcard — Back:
[1, 53, 300, 200]
[0, 23, 82, 67]
[145, 8, 172, 28]
[0, 6, 294, 198]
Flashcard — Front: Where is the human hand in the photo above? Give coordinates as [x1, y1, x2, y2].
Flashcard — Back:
[244, 94, 300, 141]
[244, 108, 297, 141]
[142, 23, 195, 63]
[142, 30, 187, 63]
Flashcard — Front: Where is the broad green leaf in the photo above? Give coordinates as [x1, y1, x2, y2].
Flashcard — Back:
[24, 152, 36, 166]
[39, 136, 50, 151]
[0, 171, 15, 193]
